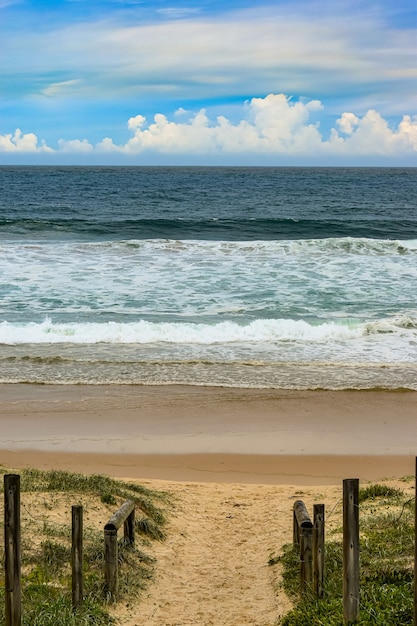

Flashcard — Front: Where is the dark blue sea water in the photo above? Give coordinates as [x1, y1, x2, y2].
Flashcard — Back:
[0, 166, 416, 389]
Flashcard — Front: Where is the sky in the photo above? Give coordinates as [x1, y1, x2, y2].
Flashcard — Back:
[0, 0, 416, 165]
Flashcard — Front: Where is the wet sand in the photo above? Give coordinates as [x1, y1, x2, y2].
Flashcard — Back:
[1, 384, 416, 484]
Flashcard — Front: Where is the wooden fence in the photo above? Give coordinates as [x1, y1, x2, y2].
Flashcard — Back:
[292, 478, 360, 624]
[104, 499, 136, 599]
[2, 475, 137, 625]
[3, 463, 417, 624]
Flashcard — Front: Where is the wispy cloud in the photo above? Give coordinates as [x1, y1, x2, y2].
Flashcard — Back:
[2, 3, 415, 113]
[1, 94, 416, 162]
[156, 7, 202, 19]
[41, 79, 85, 98]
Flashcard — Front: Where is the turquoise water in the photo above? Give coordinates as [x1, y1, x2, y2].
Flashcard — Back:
[0, 166, 416, 388]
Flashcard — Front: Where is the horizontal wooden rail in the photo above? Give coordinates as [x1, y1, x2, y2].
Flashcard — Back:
[104, 499, 136, 600]
[104, 500, 135, 532]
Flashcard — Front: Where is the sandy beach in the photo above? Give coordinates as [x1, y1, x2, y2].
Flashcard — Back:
[1, 384, 416, 624]
[1, 384, 416, 482]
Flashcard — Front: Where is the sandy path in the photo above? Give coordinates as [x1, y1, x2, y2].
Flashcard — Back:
[114, 481, 340, 626]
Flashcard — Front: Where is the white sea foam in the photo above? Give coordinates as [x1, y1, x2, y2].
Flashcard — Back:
[1, 237, 416, 326]
[1, 236, 416, 382]
[2, 313, 417, 347]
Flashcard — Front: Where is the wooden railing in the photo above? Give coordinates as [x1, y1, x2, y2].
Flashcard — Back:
[104, 499, 136, 599]
[292, 478, 359, 624]
[2, 463, 417, 625]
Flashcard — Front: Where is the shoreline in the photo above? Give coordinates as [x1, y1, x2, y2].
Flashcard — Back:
[1, 383, 416, 484]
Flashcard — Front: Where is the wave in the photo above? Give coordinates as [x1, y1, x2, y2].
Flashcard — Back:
[2, 315, 416, 346]
[1, 217, 417, 242]
[2, 236, 417, 257]
[114, 237, 417, 256]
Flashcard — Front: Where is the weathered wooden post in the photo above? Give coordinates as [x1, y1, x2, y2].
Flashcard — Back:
[104, 499, 135, 600]
[414, 456, 417, 625]
[343, 478, 359, 624]
[313, 503, 325, 597]
[293, 500, 313, 592]
[72, 505, 83, 610]
[4, 474, 22, 626]
[293, 507, 300, 547]
[124, 505, 135, 548]
[300, 524, 313, 592]
[104, 527, 119, 599]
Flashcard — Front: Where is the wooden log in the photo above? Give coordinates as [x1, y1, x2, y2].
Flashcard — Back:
[72, 505, 83, 610]
[104, 500, 135, 532]
[104, 528, 118, 599]
[343, 478, 360, 624]
[313, 503, 325, 597]
[293, 500, 313, 530]
[4, 474, 22, 626]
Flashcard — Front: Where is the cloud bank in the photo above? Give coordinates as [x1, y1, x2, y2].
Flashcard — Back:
[1, 94, 416, 163]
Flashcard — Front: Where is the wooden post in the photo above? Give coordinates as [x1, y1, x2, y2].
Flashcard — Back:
[4, 474, 22, 626]
[313, 503, 325, 597]
[293, 500, 313, 592]
[414, 456, 417, 625]
[293, 508, 300, 547]
[72, 505, 83, 610]
[343, 478, 359, 624]
[104, 528, 118, 599]
[300, 525, 313, 591]
[124, 508, 135, 547]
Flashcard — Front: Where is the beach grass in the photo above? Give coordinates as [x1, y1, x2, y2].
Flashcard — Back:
[0, 467, 171, 625]
[275, 480, 414, 625]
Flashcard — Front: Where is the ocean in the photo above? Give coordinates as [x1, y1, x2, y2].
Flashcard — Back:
[0, 166, 416, 389]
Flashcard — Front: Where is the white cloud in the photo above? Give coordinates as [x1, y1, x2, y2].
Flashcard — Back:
[174, 107, 191, 117]
[330, 109, 417, 154]
[117, 94, 417, 157]
[0, 129, 53, 152]
[1, 94, 416, 161]
[57, 138, 94, 152]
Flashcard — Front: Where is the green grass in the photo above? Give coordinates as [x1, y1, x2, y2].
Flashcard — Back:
[359, 483, 404, 502]
[273, 483, 415, 625]
[0, 467, 171, 625]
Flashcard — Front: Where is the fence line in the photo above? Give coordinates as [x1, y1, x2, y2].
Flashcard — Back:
[292, 483, 360, 623]
[4, 461, 417, 623]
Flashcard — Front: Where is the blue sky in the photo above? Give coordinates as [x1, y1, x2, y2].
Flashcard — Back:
[1, 0, 416, 165]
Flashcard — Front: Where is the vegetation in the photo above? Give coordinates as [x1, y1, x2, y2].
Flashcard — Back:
[274, 481, 415, 625]
[0, 467, 171, 625]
